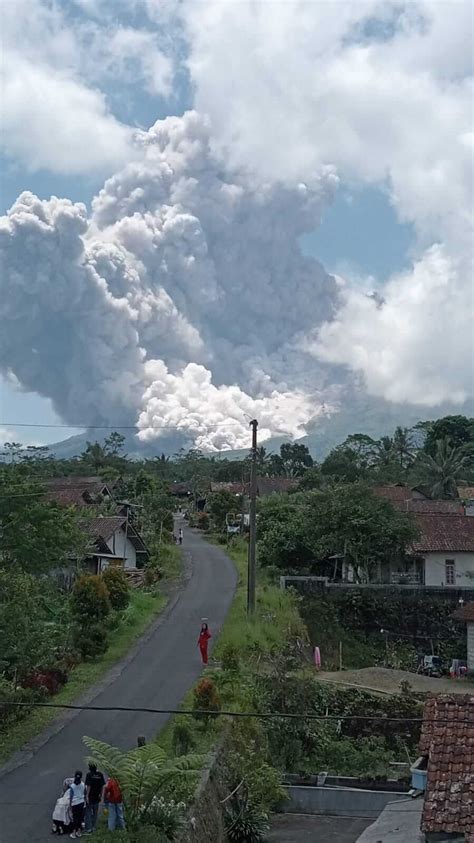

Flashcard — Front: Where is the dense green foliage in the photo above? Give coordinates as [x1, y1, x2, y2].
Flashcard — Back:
[83, 736, 203, 824]
[0, 470, 87, 574]
[301, 590, 468, 669]
[71, 574, 111, 622]
[258, 484, 419, 578]
[102, 566, 130, 610]
[0, 570, 70, 686]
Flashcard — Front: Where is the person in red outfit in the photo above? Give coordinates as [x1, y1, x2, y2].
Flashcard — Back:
[198, 622, 211, 664]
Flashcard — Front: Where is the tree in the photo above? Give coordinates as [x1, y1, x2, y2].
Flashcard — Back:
[257, 495, 312, 570]
[81, 441, 107, 472]
[207, 490, 242, 531]
[392, 427, 416, 470]
[373, 436, 395, 468]
[257, 485, 418, 580]
[0, 472, 87, 574]
[418, 437, 472, 499]
[0, 571, 66, 686]
[104, 432, 126, 458]
[270, 442, 313, 477]
[321, 447, 366, 482]
[423, 415, 474, 456]
[306, 486, 418, 581]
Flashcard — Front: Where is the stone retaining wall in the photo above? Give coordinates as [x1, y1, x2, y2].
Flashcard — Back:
[176, 737, 229, 843]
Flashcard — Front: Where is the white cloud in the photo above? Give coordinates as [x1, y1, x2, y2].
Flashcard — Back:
[0, 0, 172, 174]
[1, 51, 135, 175]
[178, 0, 473, 407]
[312, 245, 472, 406]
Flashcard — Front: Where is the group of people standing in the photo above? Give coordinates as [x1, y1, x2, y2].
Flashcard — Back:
[52, 764, 125, 838]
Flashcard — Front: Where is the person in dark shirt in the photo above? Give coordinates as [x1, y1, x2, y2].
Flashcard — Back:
[84, 763, 105, 834]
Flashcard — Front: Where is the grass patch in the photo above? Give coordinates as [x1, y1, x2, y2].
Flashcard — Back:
[0, 589, 166, 764]
[154, 536, 305, 776]
[158, 542, 182, 581]
[213, 539, 306, 659]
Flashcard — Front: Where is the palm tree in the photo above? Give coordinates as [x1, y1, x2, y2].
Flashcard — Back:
[256, 446, 273, 476]
[374, 436, 395, 467]
[392, 426, 416, 470]
[419, 437, 472, 498]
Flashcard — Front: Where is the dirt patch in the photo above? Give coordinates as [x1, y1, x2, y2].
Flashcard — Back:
[316, 666, 474, 696]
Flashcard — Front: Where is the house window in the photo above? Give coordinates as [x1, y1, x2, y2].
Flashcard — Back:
[445, 559, 456, 585]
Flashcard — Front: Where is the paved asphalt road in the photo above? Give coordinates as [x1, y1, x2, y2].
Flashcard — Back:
[0, 521, 237, 842]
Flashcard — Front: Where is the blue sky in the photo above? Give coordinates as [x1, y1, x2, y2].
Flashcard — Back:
[1, 0, 470, 450]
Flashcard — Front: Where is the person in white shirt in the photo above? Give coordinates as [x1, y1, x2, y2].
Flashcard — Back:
[68, 771, 86, 839]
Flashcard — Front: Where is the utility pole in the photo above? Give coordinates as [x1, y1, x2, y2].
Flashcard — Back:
[247, 419, 258, 615]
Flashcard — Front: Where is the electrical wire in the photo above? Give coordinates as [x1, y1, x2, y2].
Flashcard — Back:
[0, 701, 471, 724]
[1, 420, 255, 430]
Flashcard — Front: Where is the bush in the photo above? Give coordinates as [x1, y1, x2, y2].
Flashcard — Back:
[138, 796, 187, 839]
[172, 720, 195, 756]
[221, 643, 240, 673]
[72, 623, 108, 660]
[22, 668, 68, 696]
[71, 575, 111, 623]
[192, 677, 221, 723]
[144, 563, 162, 587]
[0, 678, 37, 731]
[196, 512, 210, 531]
[224, 797, 269, 843]
[102, 567, 130, 611]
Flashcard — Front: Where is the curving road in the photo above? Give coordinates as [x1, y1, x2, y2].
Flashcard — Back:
[0, 521, 237, 842]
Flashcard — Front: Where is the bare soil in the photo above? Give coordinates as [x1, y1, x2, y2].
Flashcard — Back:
[316, 666, 473, 696]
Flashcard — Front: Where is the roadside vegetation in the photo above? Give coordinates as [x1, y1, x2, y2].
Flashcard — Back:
[110, 538, 422, 842]
[0, 435, 181, 763]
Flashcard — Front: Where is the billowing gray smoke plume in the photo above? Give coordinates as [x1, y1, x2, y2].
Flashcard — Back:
[0, 111, 344, 450]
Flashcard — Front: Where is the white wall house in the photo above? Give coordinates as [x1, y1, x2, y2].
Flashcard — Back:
[422, 551, 474, 587]
[410, 514, 474, 588]
[344, 511, 474, 587]
[82, 516, 148, 573]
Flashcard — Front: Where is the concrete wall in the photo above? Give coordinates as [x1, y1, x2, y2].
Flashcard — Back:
[468, 623, 474, 672]
[282, 785, 409, 819]
[423, 551, 474, 587]
[281, 577, 474, 600]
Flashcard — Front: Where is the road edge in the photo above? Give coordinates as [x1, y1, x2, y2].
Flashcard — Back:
[0, 550, 193, 780]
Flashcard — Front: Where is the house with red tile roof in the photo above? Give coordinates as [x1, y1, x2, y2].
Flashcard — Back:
[81, 515, 149, 573]
[370, 486, 474, 587]
[408, 514, 474, 588]
[419, 694, 474, 841]
[45, 476, 114, 508]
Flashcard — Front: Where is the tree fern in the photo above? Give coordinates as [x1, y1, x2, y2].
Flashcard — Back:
[83, 735, 203, 820]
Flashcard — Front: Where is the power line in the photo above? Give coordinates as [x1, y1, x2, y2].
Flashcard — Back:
[0, 701, 466, 725]
[1, 420, 255, 431]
